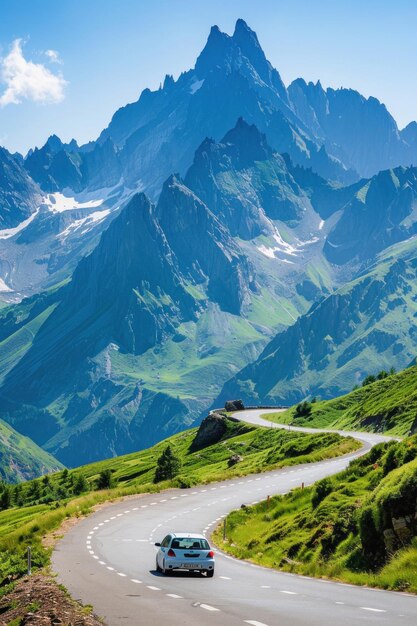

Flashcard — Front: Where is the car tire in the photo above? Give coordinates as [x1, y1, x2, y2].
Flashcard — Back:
[162, 561, 171, 576]
[156, 558, 162, 573]
[207, 569, 214, 578]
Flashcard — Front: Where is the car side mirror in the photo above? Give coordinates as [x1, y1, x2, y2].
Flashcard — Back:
[155, 542, 161, 547]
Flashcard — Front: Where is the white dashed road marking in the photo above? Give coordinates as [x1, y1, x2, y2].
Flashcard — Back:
[200, 603, 219, 611]
[360, 607, 386, 613]
[166, 593, 183, 599]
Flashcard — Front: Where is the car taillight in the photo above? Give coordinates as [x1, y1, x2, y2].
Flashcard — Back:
[208, 551, 214, 558]
[167, 549, 176, 557]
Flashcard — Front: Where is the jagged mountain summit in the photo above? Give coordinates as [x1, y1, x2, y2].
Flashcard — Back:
[22, 19, 417, 204]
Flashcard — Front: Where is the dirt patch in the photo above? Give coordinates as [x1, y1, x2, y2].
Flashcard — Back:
[0, 573, 102, 625]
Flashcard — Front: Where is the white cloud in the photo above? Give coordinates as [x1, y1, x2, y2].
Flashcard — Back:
[0, 39, 67, 107]
[45, 49, 62, 64]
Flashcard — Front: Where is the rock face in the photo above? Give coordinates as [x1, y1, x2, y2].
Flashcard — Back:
[190, 412, 229, 451]
[0, 147, 41, 228]
[185, 119, 313, 238]
[225, 400, 245, 412]
[324, 166, 417, 264]
[25, 135, 121, 193]
[288, 79, 417, 178]
[156, 174, 256, 314]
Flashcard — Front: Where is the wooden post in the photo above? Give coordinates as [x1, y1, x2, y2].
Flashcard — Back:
[301, 482, 304, 490]
[223, 518, 226, 541]
[27, 546, 32, 576]
[267, 495, 270, 510]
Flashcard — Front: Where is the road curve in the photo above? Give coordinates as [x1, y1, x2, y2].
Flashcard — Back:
[52, 410, 416, 626]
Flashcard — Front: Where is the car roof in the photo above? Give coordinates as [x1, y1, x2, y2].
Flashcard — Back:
[169, 532, 206, 539]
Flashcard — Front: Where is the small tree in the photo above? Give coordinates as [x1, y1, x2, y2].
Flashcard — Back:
[0, 486, 12, 510]
[42, 474, 51, 487]
[362, 374, 376, 387]
[96, 469, 115, 490]
[73, 473, 89, 495]
[294, 401, 312, 418]
[28, 479, 41, 501]
[154, 446, 181, 483]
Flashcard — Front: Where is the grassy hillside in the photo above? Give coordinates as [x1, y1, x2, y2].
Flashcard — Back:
[0, 420, 63, 483]
[0, 417, 358, 590]
[214, 435, 417, 592]
[264, 364, 417, 436]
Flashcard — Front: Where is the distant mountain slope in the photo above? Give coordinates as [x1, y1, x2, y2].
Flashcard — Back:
[0, 419, 63, 483]
[216, 236, 417, 406]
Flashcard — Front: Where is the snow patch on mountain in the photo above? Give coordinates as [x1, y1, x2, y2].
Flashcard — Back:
[58, 209, 111, 240]
[0, 278, 12, 292]
[46, 192, 104, 213]
[190, 79, 204, 94]
[0, 209, 40, 240]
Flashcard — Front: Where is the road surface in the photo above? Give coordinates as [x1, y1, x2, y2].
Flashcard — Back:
[52, 409, 417, 625]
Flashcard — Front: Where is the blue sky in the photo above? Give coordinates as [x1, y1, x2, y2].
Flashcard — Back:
[1, 0, 416, 154]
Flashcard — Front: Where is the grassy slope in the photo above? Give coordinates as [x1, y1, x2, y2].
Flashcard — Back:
[0, 419, 358, 588]
[264, 365, 417, 437]
[214, 436, 417, 593]
[0, 420, 63, 483]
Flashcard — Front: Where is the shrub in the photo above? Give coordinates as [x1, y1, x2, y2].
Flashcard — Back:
[362, 374, 376, 386]
[73, 474, 89, 495]
[312, 478, 333, 509]
[0, 486, 12, 510]
[294, 401, 312, 418]
[358, 506, 384, 565]
[96, 469, 115, 490]
[154, 446, 181, 482]
[383, 447, 398, 476]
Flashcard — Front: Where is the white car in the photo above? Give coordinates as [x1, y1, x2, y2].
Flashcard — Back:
[155, 532, 215, 577]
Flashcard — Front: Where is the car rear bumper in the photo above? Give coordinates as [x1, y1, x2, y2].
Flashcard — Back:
[165, 558, 215, 571]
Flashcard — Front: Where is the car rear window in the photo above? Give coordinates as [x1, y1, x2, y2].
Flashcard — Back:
[171, 538, 210, 550]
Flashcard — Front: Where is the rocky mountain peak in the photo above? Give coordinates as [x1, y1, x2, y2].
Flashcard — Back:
[222, 117, 273, 166]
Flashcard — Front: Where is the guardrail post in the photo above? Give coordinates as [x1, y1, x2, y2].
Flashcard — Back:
[27, 546, 32, 576]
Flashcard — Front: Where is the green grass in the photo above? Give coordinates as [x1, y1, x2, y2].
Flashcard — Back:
[264, 364, 417, 437]
[0, 418, 358, 589]
[214, 435, 417, 593]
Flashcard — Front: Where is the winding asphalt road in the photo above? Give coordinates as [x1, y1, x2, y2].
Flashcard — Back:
[52, 410, 417, 625]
